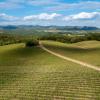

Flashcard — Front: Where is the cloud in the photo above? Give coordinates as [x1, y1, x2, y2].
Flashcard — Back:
[0, 0, 57, 9]
[0, 0, 25, 9]
[0, 2, 18, 9]
[46, 1, 100, 12]
[63, 12, 100, 21]
[0, 0, 100, 13]
[0, 12, 100, 27]
[7, 0, 26, 3]
[0, 13, 61, 22]
[0, 13, 18, 21]
[28, 0, 54, 6]
[23, 13, 61, 21]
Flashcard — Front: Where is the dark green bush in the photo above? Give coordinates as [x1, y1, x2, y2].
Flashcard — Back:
[25, 40, 39, 47]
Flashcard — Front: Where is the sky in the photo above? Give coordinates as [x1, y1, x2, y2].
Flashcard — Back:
[0, 0, 100, 27]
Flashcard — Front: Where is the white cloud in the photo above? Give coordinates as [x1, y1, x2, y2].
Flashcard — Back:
[0, 13, 18, 21]
[0, 0, 25, 9]
[28, 0, 53, 6]
[0, 0, 100, 13]
[0, 12, 100, 27]
[7, 0, 26, 3]
[64, 12, 100, 21]
[0, 0, 57, 9]
[46, 1, 100, 12]
[0, 2, 18, 9]
[23, 13, 61, 21]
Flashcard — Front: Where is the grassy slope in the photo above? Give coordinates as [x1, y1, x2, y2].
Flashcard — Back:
[0, 43, 100, 100]
[43, 40, 100, 67]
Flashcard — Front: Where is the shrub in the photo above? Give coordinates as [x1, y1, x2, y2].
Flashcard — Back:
[25, 40, 39, 47]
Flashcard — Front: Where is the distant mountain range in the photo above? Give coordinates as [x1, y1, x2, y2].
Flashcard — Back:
[0, 25, 99, 31]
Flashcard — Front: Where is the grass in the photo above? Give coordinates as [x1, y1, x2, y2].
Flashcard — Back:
[42, 40, 100, 67]
[0, 42, 100, 100]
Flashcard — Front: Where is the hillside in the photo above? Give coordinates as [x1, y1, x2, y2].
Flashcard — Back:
[0, 41, 100, 99]
[43, 40, 100, 67]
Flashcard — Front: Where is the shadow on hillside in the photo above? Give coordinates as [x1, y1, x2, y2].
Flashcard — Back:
[44, 43, 100, 53]
[0, 46, 46, 68]
[2, 46, 43, 57]
[0, 46, 45, 86]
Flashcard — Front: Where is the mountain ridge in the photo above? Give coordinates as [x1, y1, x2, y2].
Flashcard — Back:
[0, 25, 99, 31]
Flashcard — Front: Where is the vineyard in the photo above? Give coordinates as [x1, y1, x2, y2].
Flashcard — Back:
[43, 40, 100, 67]
[0, 0, 100, 99]
[0, 41, 100, 100]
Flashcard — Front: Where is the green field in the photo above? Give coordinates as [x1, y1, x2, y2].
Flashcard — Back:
[43, 40, 100, 67]
[0, 41, 100, 100]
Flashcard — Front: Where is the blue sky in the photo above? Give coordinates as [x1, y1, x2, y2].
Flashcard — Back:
[0, 0, 100, 27]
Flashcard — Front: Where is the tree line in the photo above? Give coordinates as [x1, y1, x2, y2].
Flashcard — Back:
[0, 32, 100, 46]
[40, 33, 100, 43]
[0, 33, 34, 46]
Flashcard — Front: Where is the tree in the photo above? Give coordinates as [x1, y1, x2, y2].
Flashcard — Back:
[25, 40, 39, 47]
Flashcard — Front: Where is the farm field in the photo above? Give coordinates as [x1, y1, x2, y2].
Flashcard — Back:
[42, 40, 100, 67]
[0, 42, 100, 100]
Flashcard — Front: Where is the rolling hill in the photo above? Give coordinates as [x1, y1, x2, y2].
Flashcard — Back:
[0, 41, 100, 100]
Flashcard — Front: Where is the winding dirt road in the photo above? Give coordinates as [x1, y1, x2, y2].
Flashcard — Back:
[39, 42, 100, 72]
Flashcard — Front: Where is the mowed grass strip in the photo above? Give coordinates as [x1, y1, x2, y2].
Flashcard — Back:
[0, 43, 100, 100]
[42, 40, 100, 67]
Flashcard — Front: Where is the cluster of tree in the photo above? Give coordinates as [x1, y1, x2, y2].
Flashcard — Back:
[0, 34, 22, 46]
[40, 33, 100, 43]
[86, 33, 100, 41]
[0, 33, 39, 47]
[0, 33, 32, 46]
[25, 40, 39, 47]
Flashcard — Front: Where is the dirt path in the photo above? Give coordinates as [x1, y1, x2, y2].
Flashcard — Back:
[39, 42, 100, 72]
